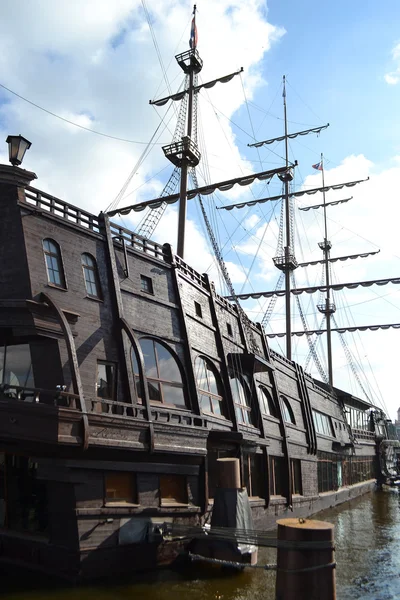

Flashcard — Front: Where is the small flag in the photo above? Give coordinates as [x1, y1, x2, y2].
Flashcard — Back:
[312, 162, 323, 171]
[189, 17, 198, 49]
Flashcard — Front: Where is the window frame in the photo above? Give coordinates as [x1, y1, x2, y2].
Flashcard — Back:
[290, 458, 303, 495]
[140, 274, 154, 295]
[81, 252, 102, 299]
[195, 356, 225, 418]
[42, 238, 66, 289]
[132, 338, 187, 409]
[194, 301, 203, 318]
[230, 374, 253, 426]
[104, 472, 138, 505]
[159, 474, 188, 506]
[96, 360, 117, 401]
[280, 395, 296, 424]
[243, 452, 266, 499]
[257, 385, 278, 418]
[226, 322, 233, 337]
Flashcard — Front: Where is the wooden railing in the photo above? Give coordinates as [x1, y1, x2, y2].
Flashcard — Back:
[0, 383, 81, 409]
[110, 222, 167, 262]
[175, 255, 208, 288]
[89, 398, 147, 418]
[352, 428, 375, 441]
[25, 187, 101, 232]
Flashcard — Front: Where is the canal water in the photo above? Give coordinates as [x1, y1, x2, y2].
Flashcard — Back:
[2, 488, 400, 599]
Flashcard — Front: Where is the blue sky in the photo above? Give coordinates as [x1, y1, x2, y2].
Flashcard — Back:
[0, 0, 399, 418]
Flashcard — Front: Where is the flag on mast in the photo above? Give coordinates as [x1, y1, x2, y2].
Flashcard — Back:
[189, 17, 198, 49]
[312, 161, 323, 171]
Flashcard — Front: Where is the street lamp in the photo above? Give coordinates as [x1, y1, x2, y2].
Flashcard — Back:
[6, 135, 32, 167]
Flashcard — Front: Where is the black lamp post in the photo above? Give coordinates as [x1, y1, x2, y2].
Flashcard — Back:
[6, 135, 32, 167]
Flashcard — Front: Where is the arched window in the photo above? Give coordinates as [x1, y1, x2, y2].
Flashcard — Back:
[257, 386, 278, 418]
[195, 357, 225, 417]
[131, 339, 187, 408]
[230, 375, 253, 425]
[43, 239, 65, 288]
[281, 395, 295, 424]
[81, 253, 102, 299]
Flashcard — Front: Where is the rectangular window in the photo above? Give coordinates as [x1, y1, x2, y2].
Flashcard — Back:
[140, 275, 153, 294]
[290, 459, 303, 495]
[96, 362, 116, 400]
[0, 343, 35, 389]
[269, 456, 285, 496]
[226, 323, 233, 336]
[243, 453, 265, 499]
[160, 474, 187, 505]
[194, 301, 202, 318]
[105, 472, 136, 504]
[312, 410, 335, 437]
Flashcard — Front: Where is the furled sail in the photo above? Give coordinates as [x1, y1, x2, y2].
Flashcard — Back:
[224, 276, 400, 300]
[218, 178, 369, 211]
[248, 124, 329, 147]
[150, 68, 243, 106]
[107, 165, 291, 217]
[298, 250, 380, 268]
[266, 323, 400, 338]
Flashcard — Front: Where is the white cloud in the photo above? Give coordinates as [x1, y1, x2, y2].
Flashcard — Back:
[384, 41, 400, 85]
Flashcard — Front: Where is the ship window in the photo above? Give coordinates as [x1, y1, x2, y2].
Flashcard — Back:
[0, 343, 34, 389]
[257, 386, 278, 418]
[230, 375, 253, 425]
[280, 396, 295, 424]
[160, 475, 187, 505]
[226, 323, 233, 336]
[132, 339, 187, 408]
[194, 301, 202, 318]
[312, 410, 335, 437]
[96, 361, 116, 400]
[140, 275, 153, 294]
[105, 472, 137, 504]
[43, 238, 66, 288]
[290, 459, 303, 495]
[269, 456, 285, 496]
[243, 453, 265, 499]
[195, 357, 225, 417]
[81, 253, 102, 299]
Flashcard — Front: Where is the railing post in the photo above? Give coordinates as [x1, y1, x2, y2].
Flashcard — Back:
[275, 518, 336, 600]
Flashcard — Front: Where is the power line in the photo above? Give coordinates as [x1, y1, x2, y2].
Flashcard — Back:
[0, 82, 162, 145]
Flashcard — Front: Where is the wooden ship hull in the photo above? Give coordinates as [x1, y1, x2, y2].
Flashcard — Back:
[0, 168, 394, 581]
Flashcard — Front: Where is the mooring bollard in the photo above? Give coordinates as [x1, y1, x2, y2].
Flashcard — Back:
[275, 518, 336, 600]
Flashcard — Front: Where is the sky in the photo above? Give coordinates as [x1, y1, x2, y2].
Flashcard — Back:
[0, 0, 400, 419]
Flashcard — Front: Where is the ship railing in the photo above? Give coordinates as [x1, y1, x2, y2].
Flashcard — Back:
[90, 397, 209, 427]
[89, 397, 147, 419]
[175, 255, 208, 288]
[110, 222, 167, 262]
[24, 186, 101, 233]
[352, 428, 375, 440]
[0, 383, 81, 409]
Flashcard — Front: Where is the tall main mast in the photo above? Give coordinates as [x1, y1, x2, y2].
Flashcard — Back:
[273, 76, 297, 359]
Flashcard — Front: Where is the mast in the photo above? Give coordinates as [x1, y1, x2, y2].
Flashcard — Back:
[317, 154, 335, 386]
[177, 5, 197, 258]
[273, 76, 297, 360]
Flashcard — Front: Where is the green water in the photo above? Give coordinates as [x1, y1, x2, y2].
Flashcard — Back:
[2, 489, 400, 599]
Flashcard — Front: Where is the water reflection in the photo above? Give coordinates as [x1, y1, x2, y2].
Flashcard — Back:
[2, 489, 400, 600]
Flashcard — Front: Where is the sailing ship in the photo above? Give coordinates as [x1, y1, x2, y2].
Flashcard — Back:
[0, 6, 398, 581]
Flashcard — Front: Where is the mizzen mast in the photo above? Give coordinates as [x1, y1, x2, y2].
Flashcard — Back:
[315, 154, 336, 386]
